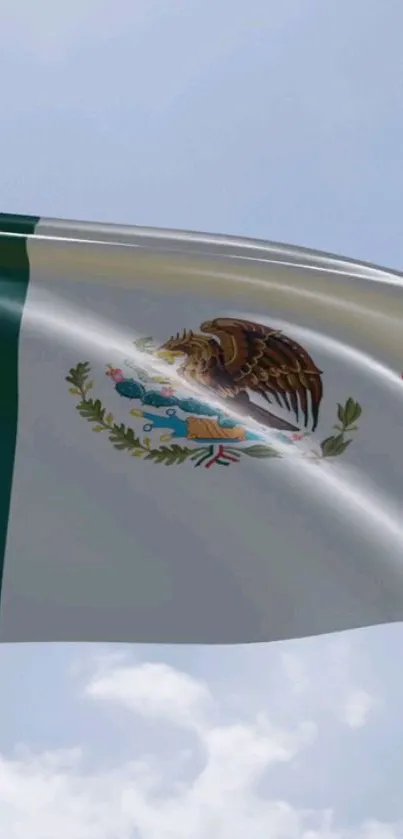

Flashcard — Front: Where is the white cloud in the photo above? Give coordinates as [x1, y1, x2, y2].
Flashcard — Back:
[341, 690, 375, 729]
[354, 825, 402, 839]
[279, 635, 378, 730]
[281, 651, 310, 695]
[85, 660, 212, 731]
[0, 655, 399, 838]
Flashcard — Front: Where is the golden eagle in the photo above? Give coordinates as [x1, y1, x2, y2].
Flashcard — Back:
[157, 317, 323, 433]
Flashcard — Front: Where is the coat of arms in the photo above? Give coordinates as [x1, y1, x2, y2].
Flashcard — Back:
[66, 317, 362, 468]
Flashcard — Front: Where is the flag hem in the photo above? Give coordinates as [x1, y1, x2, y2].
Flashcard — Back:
[0, 213, 40, 606]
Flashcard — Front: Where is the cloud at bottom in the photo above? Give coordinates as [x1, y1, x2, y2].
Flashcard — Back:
[0, 636, 401, 839]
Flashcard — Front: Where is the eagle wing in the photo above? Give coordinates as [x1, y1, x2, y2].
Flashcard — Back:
[200, 317, 323, 430]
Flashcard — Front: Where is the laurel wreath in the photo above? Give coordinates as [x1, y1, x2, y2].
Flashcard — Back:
[65, 361, 362, 468]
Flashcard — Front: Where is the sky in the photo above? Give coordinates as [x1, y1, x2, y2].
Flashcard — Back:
[1, 1, 403, 836]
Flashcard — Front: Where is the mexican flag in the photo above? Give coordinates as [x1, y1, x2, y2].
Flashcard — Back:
[1, 212, 403, 644]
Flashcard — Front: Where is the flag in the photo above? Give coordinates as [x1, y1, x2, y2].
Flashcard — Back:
[1, 211, 403, 644]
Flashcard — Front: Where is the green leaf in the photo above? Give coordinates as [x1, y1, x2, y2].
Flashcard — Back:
[320, 435, 341, 457]
[92, 426, 104, 433]
[66, 362, 91, 390]
[145, 445, 194, 465]
[337, 403, 345, 424]
[242, 444, 280, 459]
[321, 434, 352, 457]
[66, 375, 80, 388]
[332, 439, 352, 455]
[108, 424, 143, 451]
[76, 398, 105, 424]
[344, 398, 361, 427]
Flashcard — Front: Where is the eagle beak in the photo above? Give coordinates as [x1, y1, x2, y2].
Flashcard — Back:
[155, 349, 181, 364]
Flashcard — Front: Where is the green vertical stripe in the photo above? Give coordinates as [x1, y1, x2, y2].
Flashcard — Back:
[0, 213, 40, 603]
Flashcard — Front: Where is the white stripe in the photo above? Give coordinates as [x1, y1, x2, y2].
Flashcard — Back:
[2, 287, 403, 562]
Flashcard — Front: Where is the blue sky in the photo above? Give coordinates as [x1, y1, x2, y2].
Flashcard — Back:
[1, 1, 403, 836]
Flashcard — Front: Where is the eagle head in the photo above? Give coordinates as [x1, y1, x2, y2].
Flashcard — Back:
[156, 329, 198, 363]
